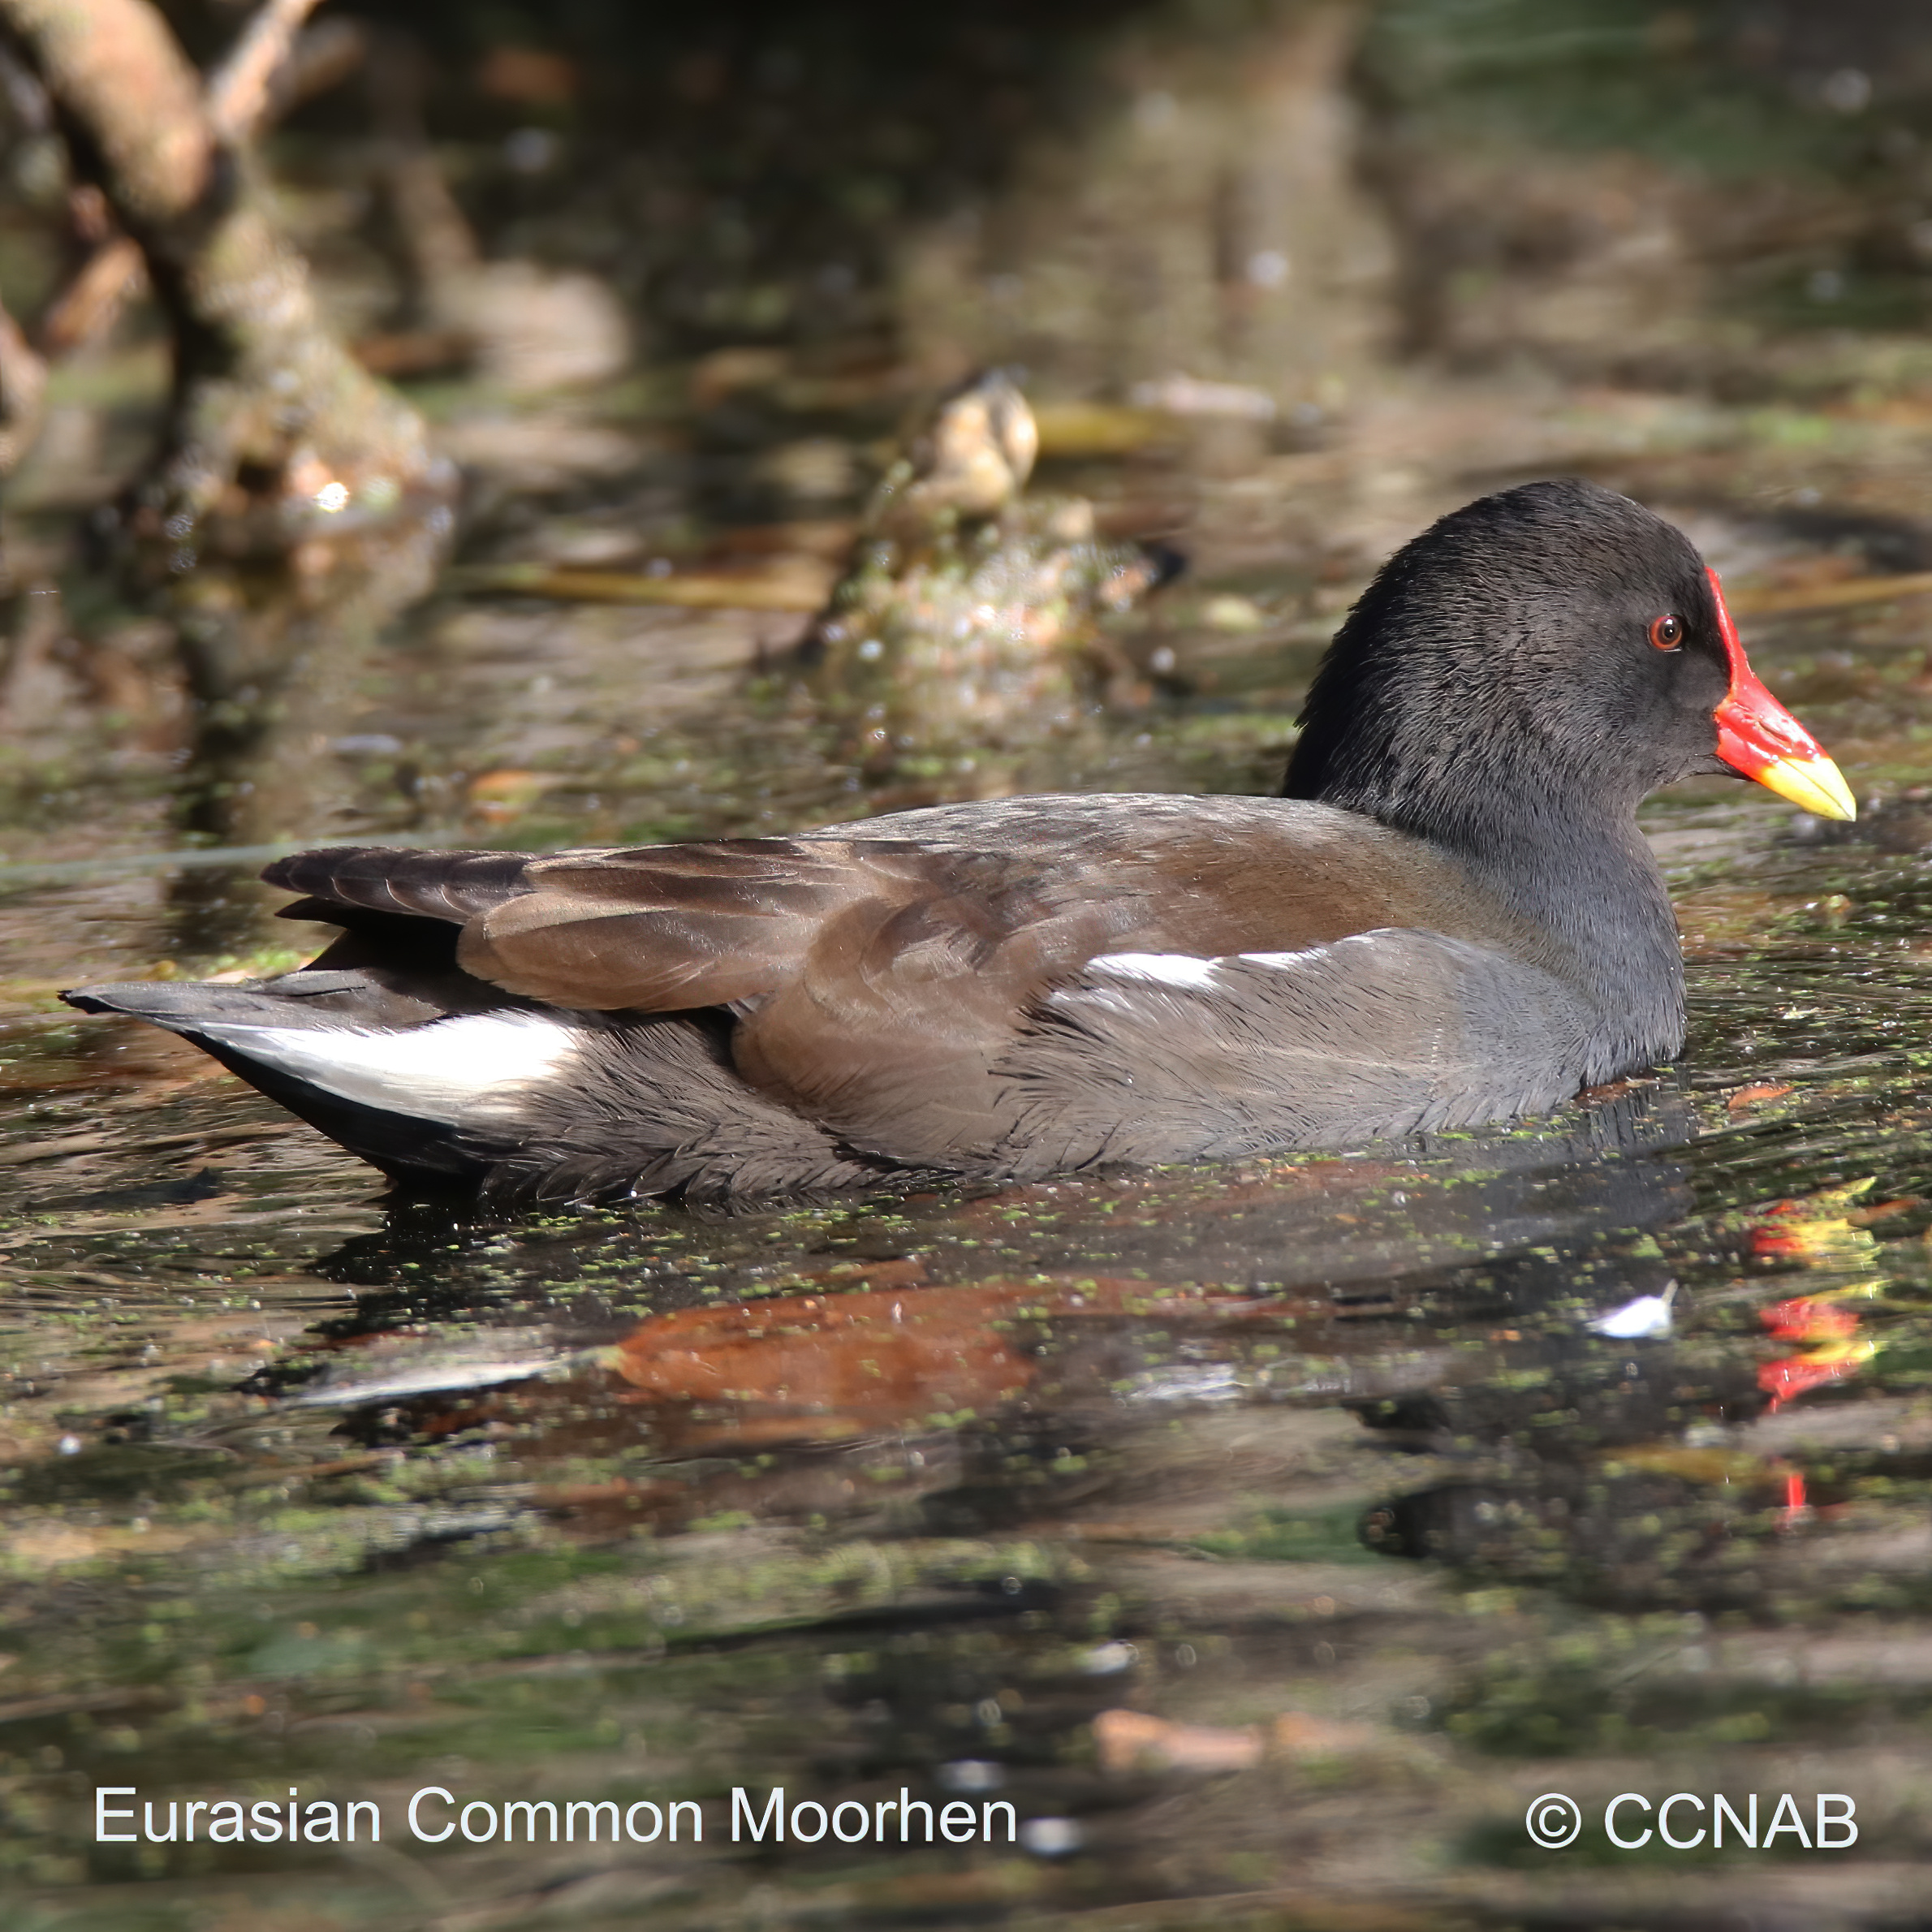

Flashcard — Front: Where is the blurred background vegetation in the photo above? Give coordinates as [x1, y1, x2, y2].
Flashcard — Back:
[6, 0, 1932, 898]
[8, 0, 1932, 489]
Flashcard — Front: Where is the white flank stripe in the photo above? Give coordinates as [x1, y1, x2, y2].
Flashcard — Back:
[201, 1011, 580, 1125]
[1236, 948, 1322, 970]
[1087, 952, 1220, 990]
[1047, 985, 1135, 1018]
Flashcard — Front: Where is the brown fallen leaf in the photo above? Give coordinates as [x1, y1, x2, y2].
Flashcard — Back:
[351, 327, 472, 378]
[528, 1477, 684, 1510]
[1093, 1707, 1261, 1774]
[1270, 1710, 1382, 1758]
[1846, 1195, 1923, 1226]
[605, 1274, 1268, 1434]
[606, 1283, 1037, 1425]
[1728, 1082, 1795, 1110]
[467, 769, 550, 822]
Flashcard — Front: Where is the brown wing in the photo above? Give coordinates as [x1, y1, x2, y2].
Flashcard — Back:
[715, 820, 1491, 1162]
[722, 811, 1546, 1162]
[456, 839, 1071, 1009]
[265, 839, 1081, 1011]
[260, 806, 1514, 1167]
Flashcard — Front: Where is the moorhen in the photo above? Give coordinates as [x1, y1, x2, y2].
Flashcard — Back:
[66, 480, 1854, 1204]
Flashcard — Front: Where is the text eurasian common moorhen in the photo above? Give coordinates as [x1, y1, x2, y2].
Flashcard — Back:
[65, 480, 1855, 1203]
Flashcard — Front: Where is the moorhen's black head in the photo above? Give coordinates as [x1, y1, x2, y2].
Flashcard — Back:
[1282, 478, 1853, 847]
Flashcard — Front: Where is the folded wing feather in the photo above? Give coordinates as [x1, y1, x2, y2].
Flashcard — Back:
[253, 826, 1559, 1174]
[994, 929, 1595, 1172]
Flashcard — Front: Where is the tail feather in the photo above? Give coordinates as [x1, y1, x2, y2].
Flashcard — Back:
[260, 845, 537, 924]
[64, 971, 451, 1033]
[60, 976, 582, 1188]
[63, 981, 488, 1186]
[60, 973, 899, 1206]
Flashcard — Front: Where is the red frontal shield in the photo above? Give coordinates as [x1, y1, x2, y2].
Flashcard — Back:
[1707, 567, 1855, 822]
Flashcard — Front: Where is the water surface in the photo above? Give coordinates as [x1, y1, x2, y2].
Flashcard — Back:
[6, 409, 1932, 1930]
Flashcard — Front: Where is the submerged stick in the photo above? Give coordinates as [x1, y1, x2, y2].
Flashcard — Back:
[1727, 571, 1932, 618]
[451, 563, 832, 611]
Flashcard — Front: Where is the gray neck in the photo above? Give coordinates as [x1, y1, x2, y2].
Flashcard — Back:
[1455, 814, 1685, 1084]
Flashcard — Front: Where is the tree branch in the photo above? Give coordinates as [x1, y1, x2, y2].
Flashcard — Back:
[0, 291, 47, 474]
[37, 235, 144, 355]
[0, 0, 210, 224]
[207, 0, 325, 142]
[0, 0, 435, 536]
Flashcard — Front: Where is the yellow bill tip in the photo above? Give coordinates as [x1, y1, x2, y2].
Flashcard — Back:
[1754, 752, 1857, 822]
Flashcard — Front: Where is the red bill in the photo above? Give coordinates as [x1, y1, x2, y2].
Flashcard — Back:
[1708, 567, 1856, 821]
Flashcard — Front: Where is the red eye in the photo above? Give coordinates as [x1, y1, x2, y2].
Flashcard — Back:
[1650, 614, 1684, 650]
